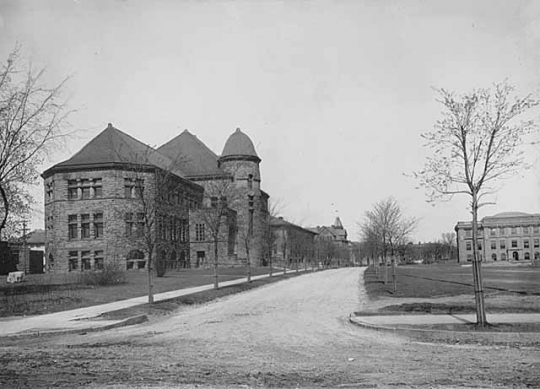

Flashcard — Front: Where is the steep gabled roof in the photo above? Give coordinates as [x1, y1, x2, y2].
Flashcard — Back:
[44, 123, 186, 177]
[158, 130, 225, 178]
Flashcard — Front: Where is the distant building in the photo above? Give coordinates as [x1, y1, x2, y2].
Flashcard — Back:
[269, 216, 317, 268]
[455, 212, 540, 263]
[308, 217, 351, 266]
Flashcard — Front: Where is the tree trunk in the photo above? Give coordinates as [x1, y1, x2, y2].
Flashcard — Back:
[0, 184, 9, 238]
[391, 256, 397, 292]
[269, 254, 273, 277]
[471, 192, 487, 325]
[147, 251, 154, 304]
[246, 249, 251, 283]
[214, 237, 219, 290]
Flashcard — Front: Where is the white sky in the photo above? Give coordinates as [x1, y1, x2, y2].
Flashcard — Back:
[1, 0, 539, 242]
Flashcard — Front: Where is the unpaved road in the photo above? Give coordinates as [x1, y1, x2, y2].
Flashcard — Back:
[1, 268, 539, 388]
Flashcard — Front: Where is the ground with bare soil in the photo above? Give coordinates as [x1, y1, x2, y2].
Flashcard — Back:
[1, 268, 539, 388]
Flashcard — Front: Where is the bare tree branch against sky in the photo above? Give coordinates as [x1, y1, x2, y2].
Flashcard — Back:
[1, 0, 539, 241]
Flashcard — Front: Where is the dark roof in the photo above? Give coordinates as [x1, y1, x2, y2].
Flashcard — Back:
[333, 217, 344, 229]
[269, 216, 317, 235]
[44, 124, 186, 177]
[25, 229, 45, 244]
[221, 128, 259, 160]
[158, 130, 225, 177]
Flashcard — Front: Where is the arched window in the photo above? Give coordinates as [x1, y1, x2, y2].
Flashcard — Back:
[127, 249, 145, 270]
[524, 252, 530, 260]
[247, 174, 253, 189]
[491, 253, 497, 261]
[501, 252, 507, 261]
[535, 252, 540, 260]
[170, 250, 177, 262]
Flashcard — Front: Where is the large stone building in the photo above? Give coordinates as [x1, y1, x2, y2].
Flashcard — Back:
[455, 212, 540, 263]
[42, 124, 269, 272]
[269, 216, 317, 268]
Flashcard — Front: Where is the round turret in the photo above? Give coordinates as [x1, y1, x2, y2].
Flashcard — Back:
[219, 128, 261, 164]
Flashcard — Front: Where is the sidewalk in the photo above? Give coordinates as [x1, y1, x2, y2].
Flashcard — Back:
[350, 312, 540, 327]
[0, 270, 309, 338]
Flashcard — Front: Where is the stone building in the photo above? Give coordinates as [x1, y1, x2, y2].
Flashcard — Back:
[269, 216, 317, 268]
[43, 124, 269, 271]
[158, 128, 269, 267]
[42, 124, 203, 272]
[455, 212, 540, 263]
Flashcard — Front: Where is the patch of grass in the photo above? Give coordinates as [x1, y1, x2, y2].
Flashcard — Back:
[378, 302, 540, 314]
[100, 272, 306, 320]
[411, 322, 540, 333]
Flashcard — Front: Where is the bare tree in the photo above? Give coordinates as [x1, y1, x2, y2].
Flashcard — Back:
[260, 199, 284, 277]
[0, 48, 73, 238]
[360, 197, 417, 290]
[195, 176, 242, 290]
[414, 82, 539, 325]
[441, 232, 457, 260]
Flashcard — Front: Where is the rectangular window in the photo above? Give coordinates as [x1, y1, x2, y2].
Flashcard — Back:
[248, 174, 253, 189]
[81, 251, 91, 270]
[195, 223, 205, 241]
[248, 195, 254, 208]
[523, 226, 530, 234]
[46, 181, 54, 201]
[68, 180, 78, 199]
[68, 251, 78, 271]
[512, 240, 518, 248]
[124, 178, 143, 198]
[490, 241, 496, 250]
[511, 227, 518, 235]
[124, 179, 133, 198]
[94, 213, 103, 238]
[466, 242, 471, 251]
[499, 227, 505, 235]
[524, 240, 530, 248]
[94, 251, 104, 270]
[465, 230, 471, 238]
[534, 226, 539, 234]
[68, 214, 78, 240]
[137, 213, 145, 237]
[125, 212, 134, 237]
[534, 238, 539, 248]
[181, 219, 188, 242]
[500, 240, 506, 249]
[477, 241, 482, 251]
[93, 178, 103, 198]
[81, 214, 90, 238]
[490, 228, 496, 236]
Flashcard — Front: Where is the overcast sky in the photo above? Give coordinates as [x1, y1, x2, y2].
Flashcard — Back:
[1, 0, 539, 242]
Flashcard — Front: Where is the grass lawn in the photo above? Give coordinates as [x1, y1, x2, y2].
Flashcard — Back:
[0, 266, 286, 317]
[365, 263, 540, 299]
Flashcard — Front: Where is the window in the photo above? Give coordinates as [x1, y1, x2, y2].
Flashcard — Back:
[124, 178, 143, 198]
[512, 240, 518, 248]
[248, 174, 253, 189]
[68, 251, 78, 271]
[477, 241, 482, 251]
[534, 238, 539, 248]
[136, 213, 145, 237]
[248, 195, 254, 208]
[94, 251, 104, 270]
[492, 253, 497, 261]
[490, 228, 496, 236]
[180, 219, 188, 242]
[68, 180, 78, 199]
[524, 239, 530, 249]
[465, 241, 472, 251]
[68, 215, 78, 240]
[466, 254, 472, 262]
[534, 226, 539, 234]
[525, 252, 531, 260]
[81, 251, 91, 270]
[94, 213, 103, 238]
[523, 226, 529, 234]
[210, 197, 218, 208]
[490, 241, 496, 250]
[500, 240, 506, 249]
[81, 214, 90, 238]
[535, 252, 540, 260]
[46, 180, 54, 201]
[501, 252, 507, 261]
[499, 227, 505, 235]
[511, 227, 517, 235]
[125, 213, 134, 237]
[465, 230, 471, 238]
[126, 249, 145, 270]
[81, 179, 91, 199]
[195, 223, 205, 241]
[93, 179, 102, 198]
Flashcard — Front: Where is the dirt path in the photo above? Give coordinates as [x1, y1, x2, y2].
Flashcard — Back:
[1, 268, 539, 388]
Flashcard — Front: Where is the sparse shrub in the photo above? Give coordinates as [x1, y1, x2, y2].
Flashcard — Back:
[155, 259, 167, 278]
[78, 263, 126, 286]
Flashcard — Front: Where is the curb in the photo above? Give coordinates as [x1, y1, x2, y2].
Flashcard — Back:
[0, 314, 148, 341]
[348, 313, 540, 345]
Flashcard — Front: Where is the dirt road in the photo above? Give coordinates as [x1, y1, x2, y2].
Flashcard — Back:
[1, 268, 539, 388]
